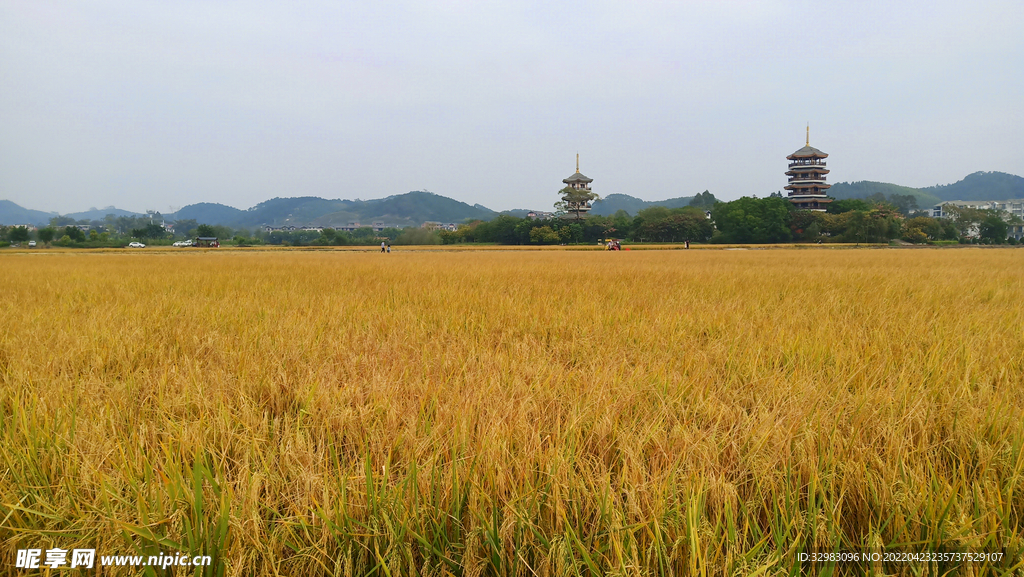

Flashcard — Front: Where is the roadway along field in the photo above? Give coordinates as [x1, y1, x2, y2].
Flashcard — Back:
[1, 250, 1022, 575]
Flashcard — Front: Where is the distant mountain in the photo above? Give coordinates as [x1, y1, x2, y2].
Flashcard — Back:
[301, 192, 496, 227]
[827, 182, 941, 207]
[590, 193, 695, 217]
[11, 172, 1021, 229]
[500, 209, 535, 218]
[0, 200, 56, 226]
[235, 197, 351, 227]
[65, 206, 143, 221]
[923, 171, 1024, 202]
[828, 172, 1024, 207]
[171, 203, 244, 225]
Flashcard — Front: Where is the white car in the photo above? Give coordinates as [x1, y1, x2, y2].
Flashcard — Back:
[128, 242, 146, 248]
[28, 241, 36, 247]
[172, 240, 193, 247]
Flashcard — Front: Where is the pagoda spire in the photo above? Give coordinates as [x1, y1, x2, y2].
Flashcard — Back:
[576, 153, 580, 173]
[806, 123, 809, 146]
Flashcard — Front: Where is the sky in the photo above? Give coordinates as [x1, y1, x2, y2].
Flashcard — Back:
[1, 0, 1022, 214]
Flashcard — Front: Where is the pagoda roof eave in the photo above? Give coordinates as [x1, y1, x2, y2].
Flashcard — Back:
[563, 173, 594, 184]
[786, 145, 829, 159]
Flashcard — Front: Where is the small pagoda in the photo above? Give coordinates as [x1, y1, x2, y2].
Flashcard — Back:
[785, 127, 832, 211]
[560, 154, 594, 218]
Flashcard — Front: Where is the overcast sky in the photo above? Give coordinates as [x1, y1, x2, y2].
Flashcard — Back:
[2, 0, 1022, 214]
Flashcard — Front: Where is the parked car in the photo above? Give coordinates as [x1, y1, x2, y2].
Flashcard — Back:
[128, 242, 146, 248]
[172, 240, 192, 247]
[28, 241, 36, 247]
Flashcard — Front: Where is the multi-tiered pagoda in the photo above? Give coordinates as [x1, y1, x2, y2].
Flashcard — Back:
[560, 154, 594, 218]
[785, 127, 832, 211]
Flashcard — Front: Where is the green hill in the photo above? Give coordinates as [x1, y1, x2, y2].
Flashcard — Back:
[341, 192, 496, 225]
[0, 200, 56, 226]
[826, 182, 941, 207]
[590, 193, 696, 217]
[235, 197, 351, 227]
[923, 171, 1024, 201]
[65, 207, 144, 221]
[239, 192, 496, 228]
[499, 209, 534, 218]
[171, 203, 244, 225]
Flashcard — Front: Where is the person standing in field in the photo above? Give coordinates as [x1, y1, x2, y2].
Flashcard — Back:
[685, 240, 690, 249]
[381, 241, 386, 253]
[386, 243, 391, 253]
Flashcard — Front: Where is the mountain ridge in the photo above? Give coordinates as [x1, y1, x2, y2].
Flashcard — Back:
[590, 193, 697, 216]
[4, 172, 1023, 226]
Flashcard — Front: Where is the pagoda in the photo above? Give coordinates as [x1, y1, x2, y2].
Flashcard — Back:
[784, 127, 832, 211]
[560, 154, 594, 218]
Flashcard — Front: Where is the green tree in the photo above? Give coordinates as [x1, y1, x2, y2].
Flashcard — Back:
[788, 210, 823, 241]
[529, 226, 560, 244]
[49, 216, 77, 228]
[439, 229, 464, 244]
[143, 222, 165, 239]
[942, 205, 987, 238]
[902, 216, 941, 242]
[555, 186, 599, 220]
[827, 198, 870, 214]
[979, 215, 1008, 244]
[63, 226, 86, 242]
[395, 227, 441, 245]
[174, 219, 198, 238]
[634, 207, 712, 242]
[888, 194, 919, 216]
[839, 206, 902, 243]
[9, 226, 31, 243]
[710, 197, 792, 243]
[37, 227, 56, 246]
[318, 228, 338, 245]
[196, 224, 216, 237]
[611, 210, 632, 237]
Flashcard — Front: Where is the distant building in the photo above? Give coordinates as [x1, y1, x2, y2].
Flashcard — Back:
[931, 199, 1024, 219]
[785, 127, 833, 211]
[1010, 224, 1024, 241]
[423, 222, 458, 232]
[561, 154, 594, 218]
[526, 211, 553, 220]
[335, 222, 396, 232]
[932, 199, 1024, 241]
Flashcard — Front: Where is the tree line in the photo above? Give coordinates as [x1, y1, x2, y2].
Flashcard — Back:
[3, 193, 1020, 248]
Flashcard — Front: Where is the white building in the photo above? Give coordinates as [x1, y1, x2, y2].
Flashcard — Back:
[931, 199, 1024, 219]
[931, 199, 1024, 240]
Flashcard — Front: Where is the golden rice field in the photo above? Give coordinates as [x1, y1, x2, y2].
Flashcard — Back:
[1, 248, 1023, 576]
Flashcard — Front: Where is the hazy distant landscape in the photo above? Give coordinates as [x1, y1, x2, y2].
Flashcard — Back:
[3, 1, 1023, 575]
[3, 171, 1022, 228]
